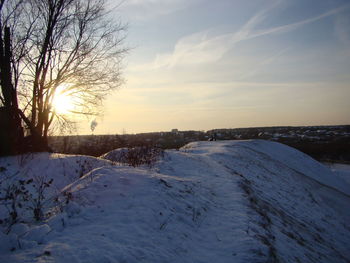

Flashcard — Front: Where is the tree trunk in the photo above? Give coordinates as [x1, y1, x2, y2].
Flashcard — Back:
[0, 27, 24, 155]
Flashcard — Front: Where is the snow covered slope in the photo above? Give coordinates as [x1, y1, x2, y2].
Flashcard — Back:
[1, 140, 349, 263]
[325, 162, 350, 185]
[0, 152, 113, 190]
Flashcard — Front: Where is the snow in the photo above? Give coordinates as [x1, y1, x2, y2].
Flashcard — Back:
[100, 148, 129, 163]
[324, 162, 350, 185]
[0, 152, 113, 190]
[1, 140, 349, 262]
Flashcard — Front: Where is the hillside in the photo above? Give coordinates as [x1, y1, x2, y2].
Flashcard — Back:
[0, 140, 349, 262]
[49, 125, 350, 162]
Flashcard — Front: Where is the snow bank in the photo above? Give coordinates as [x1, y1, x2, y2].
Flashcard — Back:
[183, 140, 350, 196]
[0, 153, 113, 234]
[100, 147, 129, 163]
[325, 163, 350, 185]
[0, 152, 113, 190]
[1, 140, 349, 263]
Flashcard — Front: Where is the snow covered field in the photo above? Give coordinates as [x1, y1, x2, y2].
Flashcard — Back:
[1, 140, 349, 262]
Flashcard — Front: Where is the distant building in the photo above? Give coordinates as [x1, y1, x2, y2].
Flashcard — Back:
[171, 129, 179, 133]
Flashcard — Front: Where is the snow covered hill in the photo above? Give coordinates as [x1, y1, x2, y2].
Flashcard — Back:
[1, 140, 349, 262]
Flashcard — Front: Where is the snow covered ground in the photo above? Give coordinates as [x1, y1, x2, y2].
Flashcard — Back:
[0, 140, 349, 262]
[324, 162, 350, 185]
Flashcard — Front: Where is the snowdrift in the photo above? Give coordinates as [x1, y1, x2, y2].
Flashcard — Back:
[100, 147, 129, 163]
[1, 140, 349, 263]
[0, 152, 113, 190]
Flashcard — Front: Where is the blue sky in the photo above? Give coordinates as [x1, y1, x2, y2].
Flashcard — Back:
[84, 0, 350, 134]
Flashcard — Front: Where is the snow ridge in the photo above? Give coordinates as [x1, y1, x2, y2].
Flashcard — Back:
[0, 140, 349, 263]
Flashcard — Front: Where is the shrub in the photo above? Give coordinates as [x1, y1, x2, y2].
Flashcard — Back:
[103, 145, 164, 168]
[0, 172, 63, 232]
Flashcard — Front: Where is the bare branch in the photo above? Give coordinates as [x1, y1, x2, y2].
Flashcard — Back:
[3, 0, 127, 141]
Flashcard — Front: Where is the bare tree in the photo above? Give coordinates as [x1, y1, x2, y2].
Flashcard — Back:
[1, 0, 126, 151]
[0, 0, 24, 155]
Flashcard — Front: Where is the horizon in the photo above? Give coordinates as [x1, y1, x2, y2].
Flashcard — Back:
[52, 123, 349, 136]
[73, 0, 349, 135]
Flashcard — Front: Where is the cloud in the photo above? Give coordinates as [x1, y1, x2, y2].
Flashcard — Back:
[153, 30, 233, 67]
[118, 0, 201, 21]
[250, 3, 350, 38]
[334, 13, 350, 46]
[152, 2, 350, 68]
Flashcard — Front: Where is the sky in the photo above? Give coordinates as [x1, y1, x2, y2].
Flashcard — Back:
[78, 0, 350, 134]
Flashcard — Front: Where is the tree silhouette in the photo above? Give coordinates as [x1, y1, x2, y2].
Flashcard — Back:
[0, 0, 126, 154]
[0, 0, 24, 155]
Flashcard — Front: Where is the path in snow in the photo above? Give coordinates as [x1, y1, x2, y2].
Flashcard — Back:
[1, 140, 349, 263]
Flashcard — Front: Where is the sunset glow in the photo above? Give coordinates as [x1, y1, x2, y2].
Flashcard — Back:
[81, 0, 350, 134]
[52, 84, 75, 114]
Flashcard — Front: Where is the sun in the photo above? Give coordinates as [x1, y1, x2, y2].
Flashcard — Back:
[52, 84, 75, 114]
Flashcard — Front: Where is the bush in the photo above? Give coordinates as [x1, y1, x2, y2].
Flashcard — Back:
[0, 170, 69, 233]
[102, 145, 164, 168]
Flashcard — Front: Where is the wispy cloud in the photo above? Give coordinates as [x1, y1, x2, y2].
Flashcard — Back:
[152, 2, 350, 68]
[249, 3, 350, 39]
[153, 30, 233, 67]
[334, 13, 350, 47]
[118, 0, 201, 21]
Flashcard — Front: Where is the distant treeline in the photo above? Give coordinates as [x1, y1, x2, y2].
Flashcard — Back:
[48, 125, 350, 163]
[284, 140, 350, 164]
